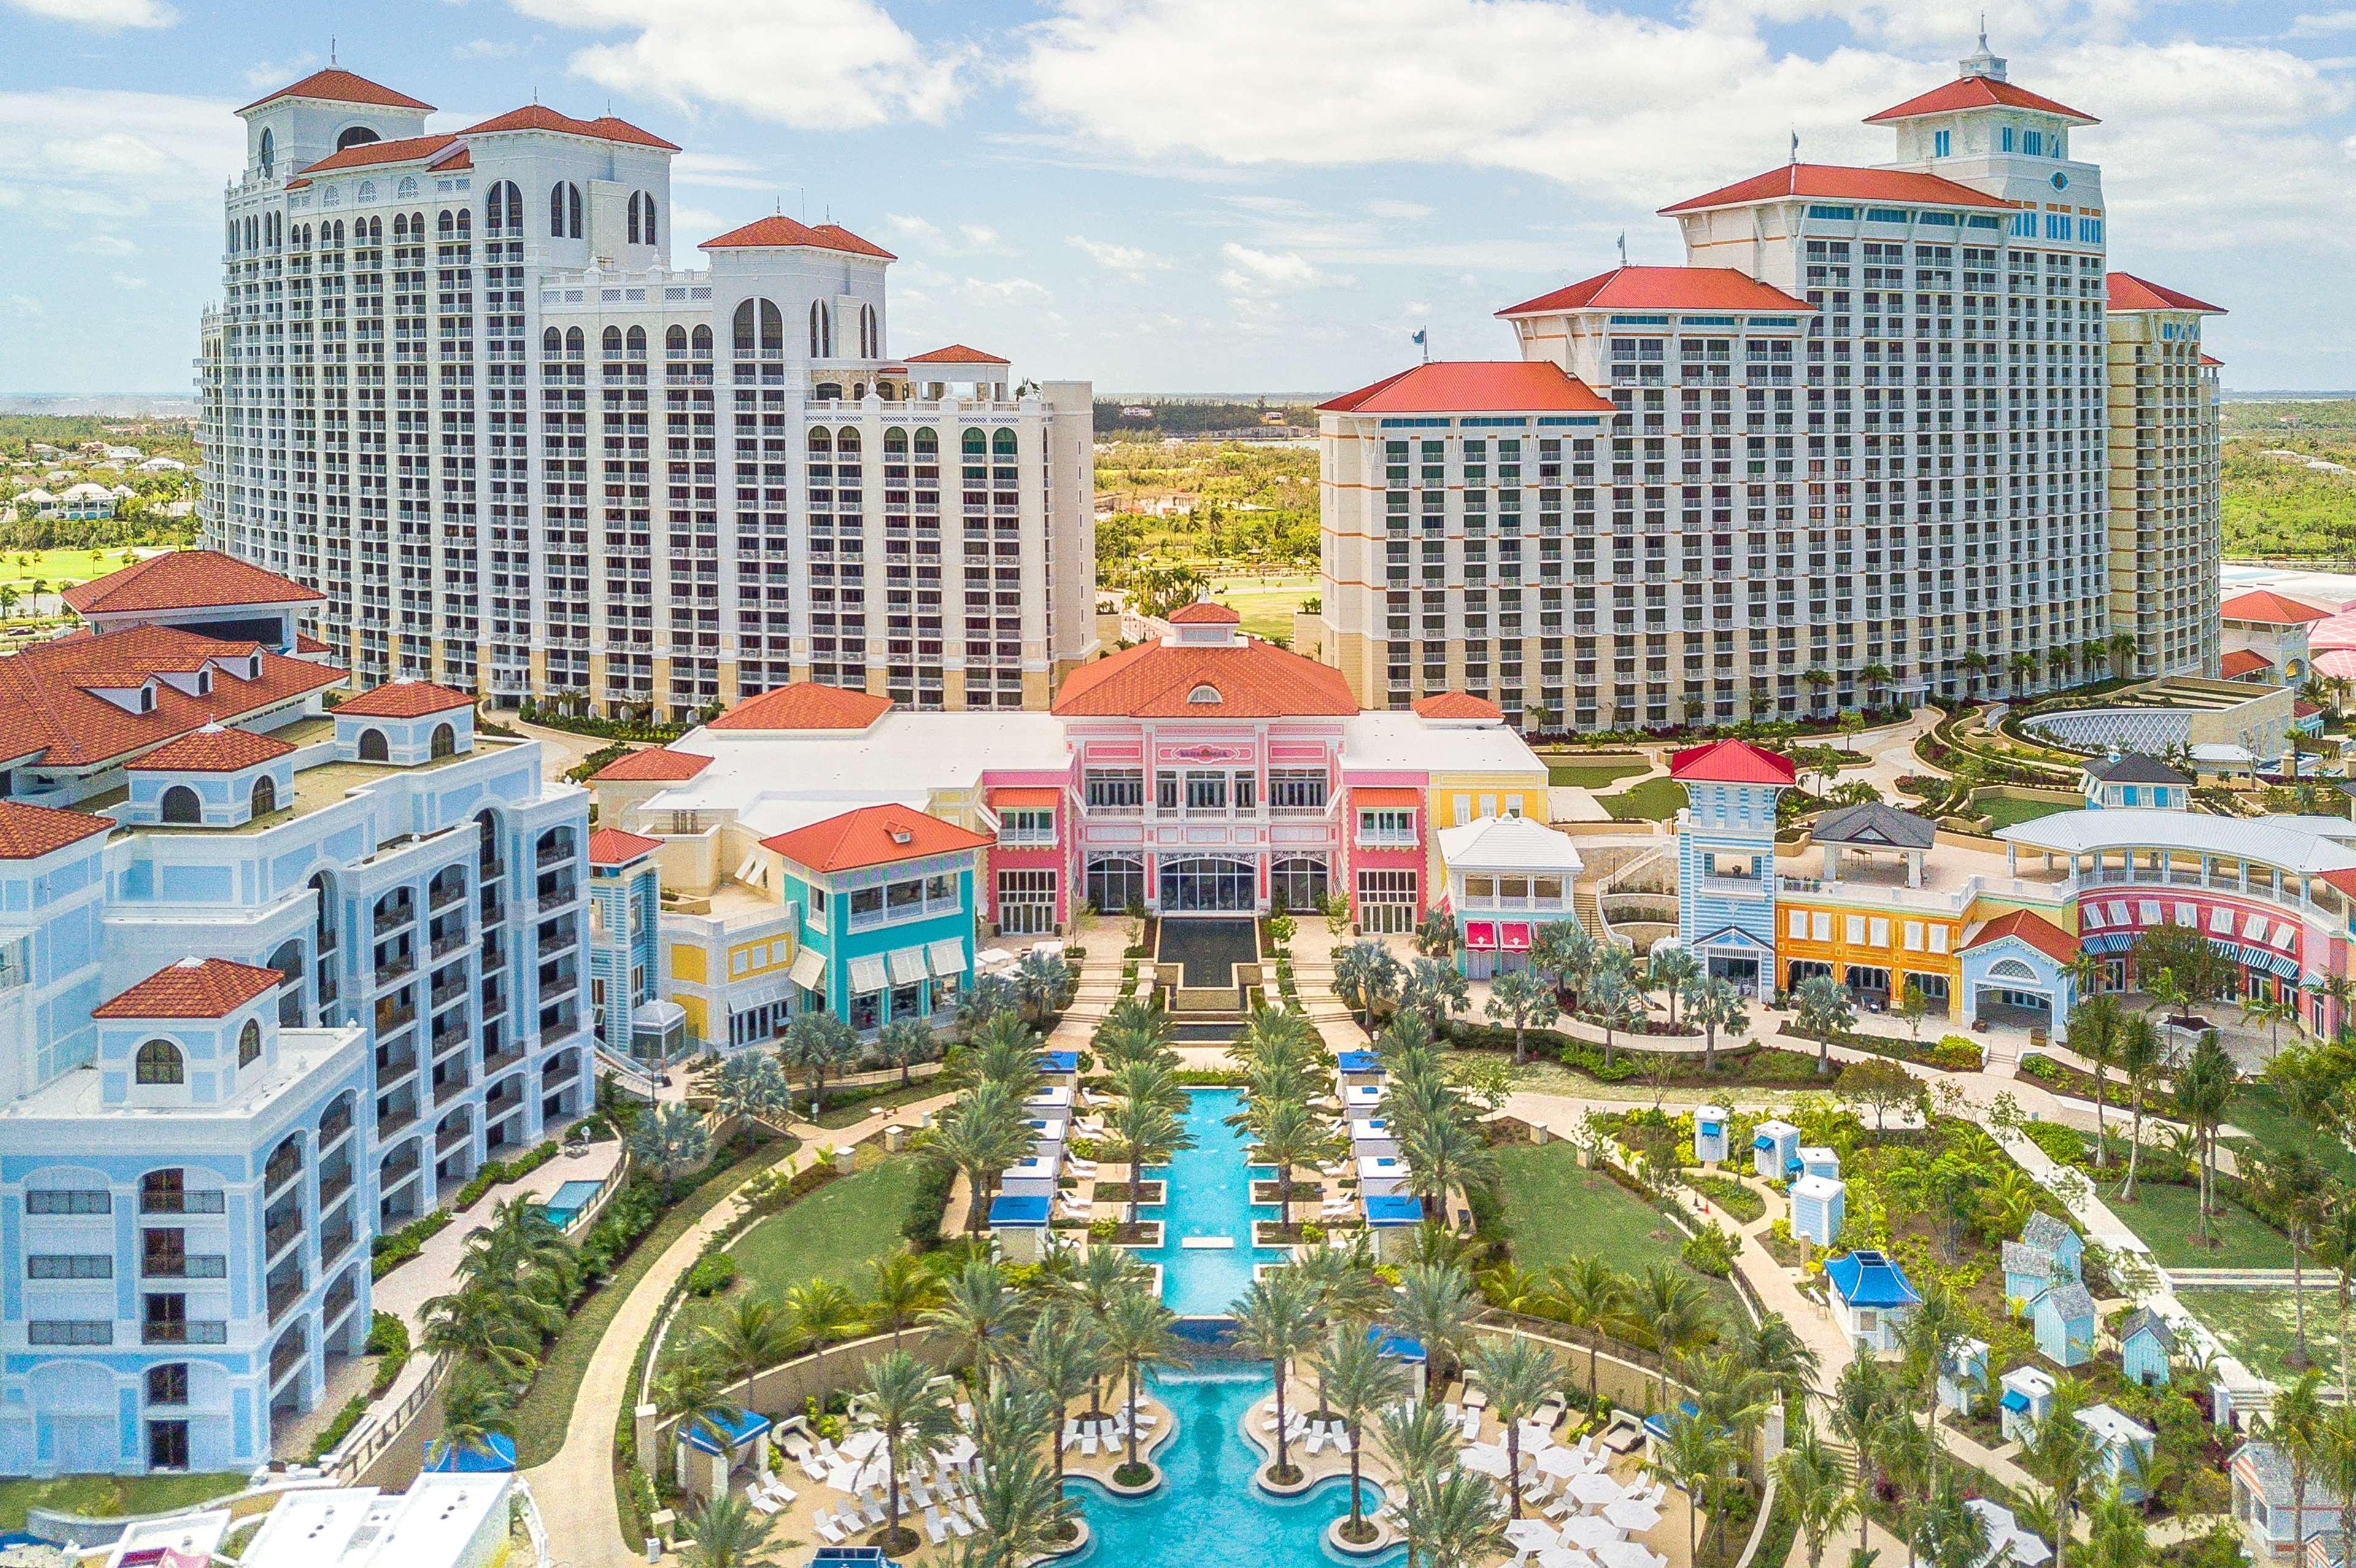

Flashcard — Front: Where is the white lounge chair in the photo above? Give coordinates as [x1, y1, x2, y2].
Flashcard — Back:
[747, 1490, 781, 1517]
[925, 1506, 950, 1545]
[1080, 1431, 1099, 1458]
[762, 1477, 798, 1505]
[813, 1512, 849, 1545]
[946, 1507, 976, 1538]
[1304, 1428, 1327, 1456]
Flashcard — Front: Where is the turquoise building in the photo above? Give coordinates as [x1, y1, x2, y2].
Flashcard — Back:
[1672, 740, 1795, 998]
[762, 805, 989, 1033]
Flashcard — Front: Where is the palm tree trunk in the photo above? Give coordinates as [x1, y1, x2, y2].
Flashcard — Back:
[1126, 1363, 1142, 1470]
[1507, 1429, 1523, 1518]
[2293, 1221, 2311, 1366]
[886, 1436, 903, 1548]
[1053, 1397, 1068, 1489]
[1348, 1431, 1364, 1531]
[2091, 1068, 2107, 1167]
[2122, 1094, 2144, 1200]
[1273, 1360, 1291, 1476]
[1704, 1023, 1716, 1075]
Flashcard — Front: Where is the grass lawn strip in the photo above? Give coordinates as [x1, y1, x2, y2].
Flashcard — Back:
[1547, 760, 1653, 790]
[1601, 778, 1691, 822]
[1976, 795, 2077, 831]
[1495, 1143, 1695, 1274]
[2224, 1081, 2356, 1187]
[0, 1472, 246, 1533]
[2105, 1178, 2290, 1272]
[2184, 1285, 2349, 1388]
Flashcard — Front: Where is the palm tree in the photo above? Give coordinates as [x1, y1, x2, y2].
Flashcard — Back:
[1898, 1282, 1971, 1481]
[866, 1250, 943, 1346]
[1253, 1096, 1334, 1231]
[781, 1276, 865, 1351]
[1464, 1335, 1559, 1516]
[2314, 1193, 2356, 1399]
[2241, 991, 2298, 1060]
[2254, 1148, 2326, 1367]
[2107, 630, 2138, 678]
[1099, 1284, 1186, 1477]
[653, 1350, 738, 1458]
[1626, 1262, 1714, 1410]
[458, 1194, 577, 1306]
[851, 1348, 960, 1554]
[1729, 1311, 1821, 1410]
[676, 1493, 778, 1568]
[1530, 921, 1595, 1008]
[2175, 1032, 2237, 1246]
[1402, 956, 1470, 1029]
[1321, 1326, 1408, 1542]
[960, 1392, 1073, 1564]
[925, 1080, 1032, 1232]
[1013, 948, 1073, 1026]
[627, 1102, 711, 1200]
[1829, 1358, 1896, 1559]
[422, 1280, 555, 1380]
[1110, 1096, 1194, 1229]
[1645, 1407, 1743, 1567]
[1687, 973, 1747, 1075]
[427, 1365, 516, 1470]
[2317, 1402, 2356, 1561]
[698, 1293, 794, 1408]
[1019, 1307, 1106, 1493]
[1400, 1467, 1507, 1568]
[1232, 1268, 1321, 1480]
[1585, 948, 1638, 1070]
[2065, 992, 2123, 1165]
[2261, 1368, 2328, 1564]
[1396, 1109, 1494, 1228]
[2114, 1010, 2164, 1200]
[1335, 940, 1405, 1032]
[1649, 944, 1701, 1029]
[1051, 1245, 1148, 1421]
[712, 1049, 793, 1128]
[1793, 973, 1855, 1075]
[2022, 1380, 2102, 1568]
[779, 1011, 862, 1116]
[1483, 968, 1559, 1065]
[924, 1257, 1029, 1375]
[1776, 1426, 1859, 1568]
[1376, 1397, 1461, 1498]
[1391, 1261, 1475, 1392]
[875, 1016, 939, 1088]
[1545, 1254, 1626, 1411]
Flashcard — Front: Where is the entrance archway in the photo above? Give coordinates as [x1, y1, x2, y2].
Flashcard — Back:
[1157, 856, 1256, 914]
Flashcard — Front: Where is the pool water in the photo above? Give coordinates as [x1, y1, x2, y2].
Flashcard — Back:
[535, 1178, 603, 1229]
[1138, 1088, 1292, 1320]
[1064, 1370, 1400, 1568]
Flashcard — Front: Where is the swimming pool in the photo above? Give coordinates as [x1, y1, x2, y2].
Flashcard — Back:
[535, 1178, 604, 1230]
[1138, 1087, 1292, 1320]
[1064, 1370, 1400, 1568]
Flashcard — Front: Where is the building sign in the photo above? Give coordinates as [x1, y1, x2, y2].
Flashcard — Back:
[1161, 744, 1251, 764]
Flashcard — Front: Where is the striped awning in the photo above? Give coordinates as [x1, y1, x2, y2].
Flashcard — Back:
[887, 946, 930, 986]
[2265, 952, 2303, 981]
[2079, 932, 2136, 956]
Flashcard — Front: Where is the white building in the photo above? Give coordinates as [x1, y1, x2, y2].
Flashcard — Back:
[2107, 274, 2225, 679]
[199, 68, 1097, 721]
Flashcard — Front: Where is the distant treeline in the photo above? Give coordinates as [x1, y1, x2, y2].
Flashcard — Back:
[1094, 400, 1317, 435]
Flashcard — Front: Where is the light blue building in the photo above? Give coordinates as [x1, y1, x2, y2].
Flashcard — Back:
[2117, 1307, 2174, 1387]
[587, 827, 682, 1064]
[1825, 1249, 1918, 1354]
[2080, 750, 2191, 811]
[1670, 740, 1795, 999]
[1752, 1119, 1799, 1181]
[2004, 1211, 2083, 1305]
[2079, 1404, 2157, 1504]
[1938, 1337, 1990, 1416]
[2030, 1281, 2099, 1367]
[1790, 1174, 1844, 1248]
[1693, 1105, 1730, 1165]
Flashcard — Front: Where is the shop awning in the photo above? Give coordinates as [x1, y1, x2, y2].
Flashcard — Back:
[928, 937, 968, 976]
[787, 949, 827, 991]
[1465, 921, 1497, 951]
[1500, 922, 1532, 951]
[849, 954, 890, 994]
[989, 787, 1062, 808]
[2000, 1388, 2031, 1413]
[887, 946, 930, 986]
[1354, 787, 1422, 808]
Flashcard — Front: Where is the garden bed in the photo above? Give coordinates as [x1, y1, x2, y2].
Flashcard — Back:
[1776, 1023, 1982, 1072]
[1091, 1180, 1167, 1206]
[1250, 1180, 1323, 1206]
[1683, 1173, 1766, 1225]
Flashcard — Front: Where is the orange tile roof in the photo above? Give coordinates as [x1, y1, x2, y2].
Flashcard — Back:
[698, 215, 895, 260]
[1319, 361, 1616, 415]
[335, 679, 474, 719]
[1351, 787, 1423, 808]
[2106, 272, 2227, 315]
[2201, 354, 2225, 368]
[588, 827, 663, 867]
[0, 800, 114, 860]
[762, 805, 990, 875]
[291, 133, 462, 178]
[1168, 601, 1241, 625]
[1412, 693, 1502, 720]
[0, 626, 342, 770]
[62, 550, 323, 616]
[988, 786, 1062, 809]
[2220, 590, 2331, 625]
[2219, 649, 2274, 678]
[592, 746, 715, 782]
[1669, 738, 1796, 785]
[906, 344, 1009, 364]
[294, 632, 332, 655]
[1660, 164, 2014, 216]
[1052, 636, 1359, 719]
[1961, 909, 2079, 965]
[710, 682, 894, 732]
[1866, 75, 2097, 126]
[1497, 266, 1813, 319]
[239, 68, 433, 115]
[128, 726, 296, 773]
[93, 958, 283, 1020]
[459, 105, 681, 152]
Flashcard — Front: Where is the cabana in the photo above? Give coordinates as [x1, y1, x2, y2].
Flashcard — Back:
[676, 1405, 774, 1501]
[1752, 1119, 1799, 1181]
[1693, 1105, 1730, 1165]
[1825, 1249, 1918, 1354]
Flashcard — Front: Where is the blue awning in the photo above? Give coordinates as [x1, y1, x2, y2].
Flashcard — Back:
[2000, 1388, 2030, 1413]
[1037, 1050, 1079, 1073]
[2079, 932, 2136, 956]
[989, 1192, 1051, 1227]
[1364, 1193, 1423, 1227]
[1752, 1134, 1776, 1150]
[425, 1431, 516, 1472]
[1698, 1121, 1722, 1137]
[681, 1405, 773, 1457]
[1337, 1051, 1381, 1073]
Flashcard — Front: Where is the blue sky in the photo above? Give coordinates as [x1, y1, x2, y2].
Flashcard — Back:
[1, 0, 2352, 396]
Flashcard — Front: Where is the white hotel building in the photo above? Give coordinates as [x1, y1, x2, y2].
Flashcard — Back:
[199, 68, 1096, 720]
[1318, 38, 2222, 728]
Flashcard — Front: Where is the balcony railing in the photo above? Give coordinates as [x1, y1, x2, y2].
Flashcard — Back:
[141, 1190, 226, 1216]
[268, 1275, 307, 1323]
[145, 1319, 230, 1346]
[142, 1253, 228, 1280]
[377, 1105, 419, 1140]
[436, 1121, 473, 1154]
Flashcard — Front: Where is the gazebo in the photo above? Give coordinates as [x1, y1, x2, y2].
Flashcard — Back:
[676, 1405, 776, 1501]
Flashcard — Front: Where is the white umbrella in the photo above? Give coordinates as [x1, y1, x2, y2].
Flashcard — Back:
[1567, 1472, 1624, 1508]
[840, 1428, 886, 1460]
[1604, 1497, 1663, 1534]
[1506, 1520, 1559, 1552]
[1559, 1515, 1623, 1551]
[1594, 1540, 1663, 1568]
[1539, 1550, 1596, 1568]
[1461, 1443, 1511, 1478]
[1519, 1421, 1557, 1452]
[1538, 1446, 1589, 1479]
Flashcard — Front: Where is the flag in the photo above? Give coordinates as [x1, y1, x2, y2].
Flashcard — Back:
[1411, 329, 1426, 346]
[1790, 129, 1800, 163]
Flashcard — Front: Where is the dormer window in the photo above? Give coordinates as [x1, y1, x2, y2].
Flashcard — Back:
[196, 670, 212, 697]
[1188, 684, 1223, 705]
[141, 686, 156, 713]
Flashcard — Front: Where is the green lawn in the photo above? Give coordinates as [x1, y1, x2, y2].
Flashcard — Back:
[812, 1080, 942, 1130]
[0, 1472, 244, 1532]
[2104, 1179, 2290, 1270]
[2224, 1081, 2356, 1186]
[0, 546, 150, 592]
[1210, 578, 1316, 643]
[1548, 760, 1653, 790]
[1494, 1142, 1696, 1275]
[2185, 1286, 2347, 1388]
[1977, 795, 2077, 831]
[1602, 778, 1692, 822]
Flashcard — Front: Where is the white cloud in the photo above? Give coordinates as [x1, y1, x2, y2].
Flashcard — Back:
[1365, 199, 1433, 220]
[1068, 234, 1171, 277]
[956, 276, 1050, 304]
[960, 223, 1007, 253]
[0, 90, 241, 225]
[110, 272, 147, 290]
[72, 234, 136, 256]
[886, 214, 942, 244]
[506, 0, 968, 129]
[884, 215, 1014, 256]
[4, 295, 45, 319]
[1218, 242, 1342, 293]
[243, 55, 319, 91]
[2290, 10, 2356, 36]
[455, 37, 523, 59]
[4, 0, 172, 28]
[670, 152, 774, 191]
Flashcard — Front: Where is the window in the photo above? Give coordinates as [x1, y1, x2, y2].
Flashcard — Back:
[997, 808, 1054, 845]
[250, 774, 277, 816]
[1356, 869, 1419, 934]
[238, 1020, 261, 1068]
[258, 128, 274, 176]
[28, 1254, 112, 1280]
[2001, 126, 2015, 152]
[26, 1189, 110, 1216]
[1234, 773, 1256, 812]
[1084, 769, 1144, 811]
[28, 1321, 111, 1346]
[160, 786, 201, 825]
[1358, 808, 1416, 846]
[357, 728, 390, 763]
[848, 887, 886, 926]
[1086, 855, 1145, 914]
[1932, 129, 1950, 158]
[1156, 772, 1180, 811]
[1271, 856, 1327, 912]
[997, 870, 1057, 935]
[1269, 770, 1328, 811]
[136, 1039, 185, 1086]
[1185, 771, 1227, 811]
[147, 1364, 189, 1406]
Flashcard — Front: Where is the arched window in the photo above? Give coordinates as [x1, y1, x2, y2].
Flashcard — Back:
[808, 299, 832, 358]
[640, 191, 656, 245]
[884, 427, 908, 457]
[690, 323, 711, 358]
[437, 209, 454, 240]
[250, 774, 277, 817]
[732, 299, 756, 358]
[357, 728, 389, 763]
[334, 125, 379, 152]
[759, 299, 783, 357]
[430, 723, 456, 759]
[396, 176, 417, 200]
[568, 182, 582, 238]
[993, 428, 1018, 459]
[544, 326, 562, 355]
[625, 325, 646, 358]
[808, 428, 832, 457]
[550, 181, 582, 239]
[563, 326, 584, 355]
[136, 1039, 184, 1086]
[601, 325, 622, 359]
[455, 208, 469, 239]
[837, 427, 860, 457]
[268, 937, 305, 1027]
[258, 128, 274, 177]
[357, 179, 376, 204]
[1187, 684, 1224, 705]
[160, 784, 201, 824]
[665, 324, 687, 358]
[486, 180, 521, 236]
[962, 428, 986, 457]
[238, 1020, 262, 1068]
[914, 427, 937, 458]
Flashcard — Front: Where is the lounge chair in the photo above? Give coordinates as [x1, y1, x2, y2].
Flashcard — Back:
[813, 1512, 849, 1545]
[762, 1477, 798, 1505]
[947, 1507, 976, 1538]
[746, 1490, 781, 1517]
[1304, 1428, 1327, 1456]
[860, 1497, 886, 1527]
[925, 1506, 950, 1545]
[1080, 1431, 1099, 1458]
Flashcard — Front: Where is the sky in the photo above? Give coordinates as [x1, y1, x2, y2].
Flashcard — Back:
[1, 0, 2352, 397]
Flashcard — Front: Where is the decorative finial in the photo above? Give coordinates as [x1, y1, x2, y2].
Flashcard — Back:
[1789, 128, 1799, 165]
[1616, 231, 1627, 268]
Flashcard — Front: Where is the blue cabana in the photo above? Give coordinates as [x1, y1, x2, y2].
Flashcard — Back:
[1337, 1050, 1382, 1074]
[425, 1431, 517, 1472]
[1826, 1249, 1920, 1353]
[681, 1405, 773, 1458]
[1037, 1049, 1079, 1075]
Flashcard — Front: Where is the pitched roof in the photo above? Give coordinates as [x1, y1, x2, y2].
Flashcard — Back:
[62, 550, 323, 616]
[2106, 272, 2227, 315]
[761, 805, 989, 875]
[1866, 75, 2097, 126]
[1497, 265, 1813, 318]
[1810, 800, 1936, 849]
[1660, 163, 2015, 216]
[1825, 1249, 1920, 1309]
[290, 133, 463, 179]
[458, 105, 681, 152]
[2220, 589, 2330, 625]
[1319, 361, 1615, 415]
[2219, 649, 2274, 679]
[709, 681, 894, 732]
[127, 725, 296, 774]
[239, 68, 433, 115]
[905, 344, 1009, 365]
[0, 800, 113, 859]
[2082, 751, 2190, 786]
[93, 957, 282, 1020]
[2022, 1211, 2079, 1253]
[335, 678, 473, 719]
[1168, 600, 1241, 625]
[295, 632, 332, 655]
[2036, 1281, 2098, 1322]
[2117, 1306, 2174, 1351]
[587, 827, 663, 867]
[0, 626, 342, 770]
[592, 746, 714, 783]
[1052, 636, 1359, 719]
[698, 215, 895, 260]
[1669, 738, 1796, 785]
[1962, 908, 2079, 965]
[1412, 692, 1503, 720]
[2003, 1239, 2063, 1278]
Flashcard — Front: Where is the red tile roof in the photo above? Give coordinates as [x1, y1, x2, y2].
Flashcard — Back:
[906, 344, 1009, 365]
[1660, 164, 2014, 215]
[239, 68, 434, 115]
[128, 726, 296, 773]
[1319, 361, 1616, 415]
[1961, 909, 2080, 965]
[294, 632, 332, 655]
[291, 133, 462, 178]
[2220, 590, 2331, 625]
[699, 215, 895, 260]
[988, 786, 1062, 809]
[1866, 75, 2097, 126]
[0, 626, 342, 770]
[1669, 738, 1796, 785]
[1497, 266, 1813, 318]
[2200, 354, 2225, 368]
[1413, 693, 1502, 720]
[2219, 649, 2275, 678]
[458, 105, 682, 152]
[335, 679, 474, 719]
[1053, 637, 1359, 719]
[2297, 700, 2323, 719]
[93, 958, 283, 1020]
[710, 682, 894, 732]
[592, 746, 715, 783]
[62, 550, 323, 616]
[0, 800, 113, 860]
[762, 805, 990, 875]
[588, 827, 663, 867]
[1351, 786, 1423, 808]
[2105, 272, 2227, 315]
[1168, 601, 1242, 625]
